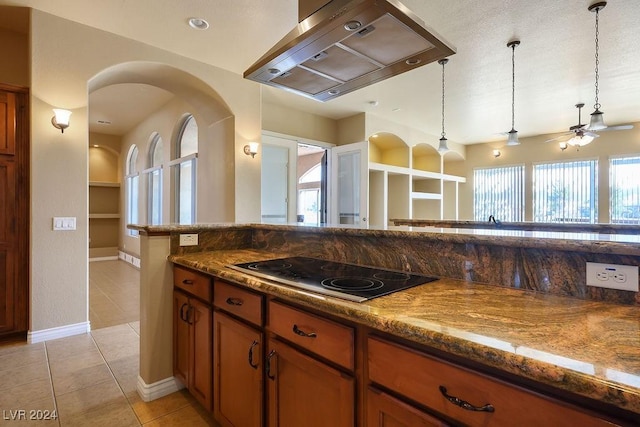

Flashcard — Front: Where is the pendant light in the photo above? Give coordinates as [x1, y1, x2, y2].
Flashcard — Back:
[588, 2, 607, 131]
[505, 40, 520, 146]
[437, 58, 449, 153]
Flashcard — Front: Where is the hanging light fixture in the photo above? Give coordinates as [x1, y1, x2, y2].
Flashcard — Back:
[588, 2, 607, 131]
[437, 58, 449, 153]
[505, 40, 520, 146]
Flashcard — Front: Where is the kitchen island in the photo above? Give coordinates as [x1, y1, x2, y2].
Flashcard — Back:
[132, 223, 640, 425]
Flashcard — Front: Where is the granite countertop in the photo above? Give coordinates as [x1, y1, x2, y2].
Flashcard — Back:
[131, 222, 640, 256]
[169, 248, 640, 417]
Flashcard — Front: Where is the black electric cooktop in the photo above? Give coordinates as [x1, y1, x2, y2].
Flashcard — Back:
[229, 256, 438, 302]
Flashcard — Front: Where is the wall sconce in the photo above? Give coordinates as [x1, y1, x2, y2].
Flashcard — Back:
[243, 142, 259, 158]
[492, 149, 501, 158]
[559, 141, 568, 151]
[51, 109, 72, 133]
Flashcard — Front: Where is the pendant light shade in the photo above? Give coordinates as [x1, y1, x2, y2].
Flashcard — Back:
[505, 40, 520, 146]
[588, 2, 607, 131]
[438, 136, 448, 153]
[437, 58, 449, 153]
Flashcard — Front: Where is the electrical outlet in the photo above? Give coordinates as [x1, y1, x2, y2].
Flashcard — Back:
[179, 233, 198, 247]
[586, 262, 639, 292]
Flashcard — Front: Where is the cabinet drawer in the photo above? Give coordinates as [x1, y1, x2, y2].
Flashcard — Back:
[268, 301, 354, 370]
[213, 280, 263, 326]
[368, 337, 613, 427]
[174, 265, 211, 302]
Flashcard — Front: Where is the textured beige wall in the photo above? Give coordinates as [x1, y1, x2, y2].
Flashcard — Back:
[458, 125, 640, 221]
[262, 101, 338, 143]
[0, 24, 28, 86]
[29, 9, 261, 332]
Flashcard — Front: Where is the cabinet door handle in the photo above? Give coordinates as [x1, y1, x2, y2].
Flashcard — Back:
[248, 340, 259, 369]
[186, 305, 195, 325]
[292, 324, 317, 338]
[226, 297, 244, 306]
[182, 279, 194, 285]
[439, 386, 495, 413]
[266, 350, 277, 380]
[179, 303, 188, 322]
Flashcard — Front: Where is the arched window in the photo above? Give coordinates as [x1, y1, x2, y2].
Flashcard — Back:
[171, 115, 198, 224]
[146, 133, 163, 225]
[125, 145, 139, 236]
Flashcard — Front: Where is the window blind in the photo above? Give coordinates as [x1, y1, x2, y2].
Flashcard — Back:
[610, 156, 640, 224]
[473, 165, 524, 221]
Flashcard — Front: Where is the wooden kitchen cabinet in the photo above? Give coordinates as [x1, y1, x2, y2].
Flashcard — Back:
[213, 279, 265, 426]
[213, 311, 263, 427]
[367, 336, 616, 427]
[266, 337, 355, 427]
[366, 387, 449, 427]
[173, 267, 213, 412]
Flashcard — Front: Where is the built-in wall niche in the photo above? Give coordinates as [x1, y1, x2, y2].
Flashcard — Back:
[412, 143, 440, 173]
[369, 132, 409, 168]
[88, 145, 121, 260]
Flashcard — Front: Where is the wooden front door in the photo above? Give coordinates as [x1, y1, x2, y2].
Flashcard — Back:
[0, 84, 29, 339]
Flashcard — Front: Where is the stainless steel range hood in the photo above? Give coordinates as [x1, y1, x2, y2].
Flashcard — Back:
[244, 0, 456, 101]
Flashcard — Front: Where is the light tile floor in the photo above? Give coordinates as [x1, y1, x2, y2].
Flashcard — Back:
[0, 260, 217, 426]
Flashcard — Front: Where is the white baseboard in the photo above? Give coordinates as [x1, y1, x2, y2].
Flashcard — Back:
[136, 375, 184, 402]
[89, 256, 119, 262]
[28, 321, 91, 344]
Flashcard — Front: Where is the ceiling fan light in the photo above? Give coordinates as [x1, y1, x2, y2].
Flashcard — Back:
[506, 129, 520, 146]
[437, 136, 449, 153]
[568, 134, 595, 147]
[589, 108, 607, 131]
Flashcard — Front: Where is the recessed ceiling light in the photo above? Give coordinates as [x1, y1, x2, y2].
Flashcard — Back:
[392, 108, 401, 112]
[188, 17, 209, 30]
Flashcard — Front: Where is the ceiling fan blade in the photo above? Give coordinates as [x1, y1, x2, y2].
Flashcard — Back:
[597, 124, 634, 132]
[584, 131, 600, 138]
[544, 135, 570, 143]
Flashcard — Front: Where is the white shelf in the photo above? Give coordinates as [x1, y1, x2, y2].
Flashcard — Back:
[442, 173, 466, 183]
[89, 181, 120, 188]
[411, 192, 442, 200]
[89, 213, 120, 219]
[411, 169, 442, 180]
[369, 162, 410, 176]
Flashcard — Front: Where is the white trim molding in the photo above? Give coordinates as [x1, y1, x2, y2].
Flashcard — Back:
[136, 376, 184, 402]
[118, 250, 141, 268]
[89, 256, 119, 262]
[27, 321, 91, 344]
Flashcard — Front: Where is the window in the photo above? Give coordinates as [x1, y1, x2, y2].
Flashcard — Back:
[533, 160, 598, 223]
[171, 115, 197, 224]
[473, 165, 524, 221]
[610, 156, 640, 224]
[147, 134, 163, 225]
[125, 145, 139, 236]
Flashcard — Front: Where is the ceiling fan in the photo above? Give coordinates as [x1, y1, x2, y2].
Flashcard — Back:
[545, 103, 599, 147]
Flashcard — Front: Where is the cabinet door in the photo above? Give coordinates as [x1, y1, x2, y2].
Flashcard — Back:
[267, 339, 354, 427]
[190, 298, 213, 412]
[367, 387, 449, 427]
[173, 290, 190, 386]
[213, 312, 263, 427]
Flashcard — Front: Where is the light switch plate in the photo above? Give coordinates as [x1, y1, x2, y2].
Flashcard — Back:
[179, 233, 198, 246]
[53, 217, 76, 231]
[586, 262, 639, 292]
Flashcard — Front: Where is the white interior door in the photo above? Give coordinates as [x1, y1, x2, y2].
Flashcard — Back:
[261, 144, 289, 223]
[330, 141, 369, 225]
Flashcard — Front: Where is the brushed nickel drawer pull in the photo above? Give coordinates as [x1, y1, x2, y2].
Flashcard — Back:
[226, 297, 244, 306]
[182, 279, 194, 285]
[292, 324, 317, 338]
[266, 350, 277, 380]
[439, 386, 494, 413]
[248, 340, 259, 369]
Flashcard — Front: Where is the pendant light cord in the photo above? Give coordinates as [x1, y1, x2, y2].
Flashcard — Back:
[441, 59, 446, 138]
[511, 42, 516, 131]
[593, 7, 600, 110]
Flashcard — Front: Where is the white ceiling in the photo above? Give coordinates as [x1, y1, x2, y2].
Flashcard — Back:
[2, 0, 640, 143]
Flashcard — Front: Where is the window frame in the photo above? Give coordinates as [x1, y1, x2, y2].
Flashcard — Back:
[609, 154, 640, 225]
[171, 115, 198, 225]
[125, 145, 140, 236]
[144, 133, 163, 225]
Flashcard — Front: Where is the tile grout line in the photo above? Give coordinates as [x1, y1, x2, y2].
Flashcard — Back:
[42, 341, 61, 427]
[88, 331, 143, 426]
